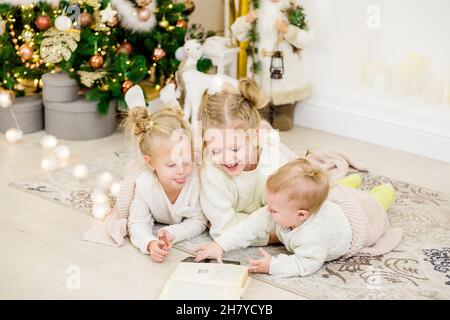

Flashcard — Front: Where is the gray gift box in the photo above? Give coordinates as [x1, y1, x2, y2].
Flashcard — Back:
[42, 72, 79, 103]
[0, 95, 44, 134]
[44, 97, 117, 140]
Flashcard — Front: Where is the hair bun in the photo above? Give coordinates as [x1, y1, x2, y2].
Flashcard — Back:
[129, 106, 150, 136]
[238, 78, 269, 110]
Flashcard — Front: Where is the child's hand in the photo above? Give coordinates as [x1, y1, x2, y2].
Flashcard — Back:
[195, 242, 224, 263]
[275, 20, 289, 33]
[147, 240, 170, 263]
[158, 229, 174, 251]
[248, 248, 272, 274]
[246, 10, 258, 23]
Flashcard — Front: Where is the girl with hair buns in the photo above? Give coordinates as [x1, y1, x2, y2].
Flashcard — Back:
[122, 106, 207, 262]
[197, 77, 298, 244]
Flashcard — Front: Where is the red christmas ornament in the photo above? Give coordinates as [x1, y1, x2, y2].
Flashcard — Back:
[35, 15, 52, 31]
[153, 46, 166, 61]
[79, 12, 93, 27]
[89, 54, 104, 69]
[122, 80, 134, 93]
[117, 42, 133, 55]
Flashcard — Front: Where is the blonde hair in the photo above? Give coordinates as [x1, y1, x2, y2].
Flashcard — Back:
[199, 78, 268, 131]
[266, 159, 330, 215]
[122, 106, 192, 158]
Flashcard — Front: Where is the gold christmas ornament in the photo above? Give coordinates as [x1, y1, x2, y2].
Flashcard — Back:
[35, 15, 52, 31]
[159, 19, 169, 29]
[100, 83, 110, 91]
[89, 54, 104, 69]
[19, 44, 34, 61]
[21, 28, 35, 42]
[122, 80, 134, 93]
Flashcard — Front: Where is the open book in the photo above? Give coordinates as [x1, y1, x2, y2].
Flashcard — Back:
[159, 257, 250, 300]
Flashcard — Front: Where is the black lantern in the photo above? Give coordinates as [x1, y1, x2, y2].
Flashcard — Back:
[270, 51, 284, 79]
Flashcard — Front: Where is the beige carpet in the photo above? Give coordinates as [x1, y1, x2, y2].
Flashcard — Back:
[10, 151, 450, 299]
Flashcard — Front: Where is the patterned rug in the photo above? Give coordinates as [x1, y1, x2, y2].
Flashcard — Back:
[10, 151, 450, 299]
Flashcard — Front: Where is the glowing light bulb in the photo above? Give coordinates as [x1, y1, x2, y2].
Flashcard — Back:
[92, 203, 111, 220]
[40, 134, 58, 150]
[110, 182, 121, 197]
[96, 172, 113, 190]
[40, 156, 60, 172]
[54, 144, 71, 160]
[5, 128, 23, 143]
[0, 90, 13, 108]
[72, 164, 89, 180]
[90, 189, 109, 204]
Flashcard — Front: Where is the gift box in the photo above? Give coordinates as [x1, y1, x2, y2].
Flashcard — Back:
[44, 97, 117, 140]
[42, 72, 79, 103]
[0, 95, 44, 134]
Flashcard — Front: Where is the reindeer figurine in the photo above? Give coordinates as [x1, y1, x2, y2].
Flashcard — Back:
[175, 37, 238, 124]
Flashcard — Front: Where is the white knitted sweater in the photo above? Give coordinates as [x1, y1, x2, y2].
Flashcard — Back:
[128, 168, 207, 254]
[215, 185, 403, 278]
[215, 202, 352, 278]
[200, 131, 297, 241]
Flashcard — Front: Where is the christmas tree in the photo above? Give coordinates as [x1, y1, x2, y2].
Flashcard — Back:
[0, 0, 210, 114]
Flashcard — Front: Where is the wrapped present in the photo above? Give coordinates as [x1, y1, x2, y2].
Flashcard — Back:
[0, 95, 43, 134]
[42, 72, 79, 103]
[44, 96, 117, 140]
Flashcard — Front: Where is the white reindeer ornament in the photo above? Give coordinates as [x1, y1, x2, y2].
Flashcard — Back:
[176, 39, 238, 124]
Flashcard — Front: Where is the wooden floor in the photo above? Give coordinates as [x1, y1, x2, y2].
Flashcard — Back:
[1, 127, 449, 299]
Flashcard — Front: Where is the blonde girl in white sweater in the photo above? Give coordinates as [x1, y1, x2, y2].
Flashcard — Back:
[198, 78, 297, 244]
[124, 106, 207, 262]
[195, 159, 401, 277]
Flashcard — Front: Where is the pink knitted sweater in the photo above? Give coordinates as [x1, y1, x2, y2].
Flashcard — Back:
[328, 185, 402, 257]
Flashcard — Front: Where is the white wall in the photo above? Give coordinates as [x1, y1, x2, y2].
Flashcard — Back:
[296, 0, 450, 162]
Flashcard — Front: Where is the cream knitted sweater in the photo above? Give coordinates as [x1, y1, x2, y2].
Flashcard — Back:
[215, 185, 403, 278]
[128, 168, 207, 254]
[215, 202, 353, 278]
[200, 131, 297, 241]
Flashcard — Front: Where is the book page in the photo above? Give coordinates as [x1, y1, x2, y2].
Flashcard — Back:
[159, 279, 241, 300]
[170, 262, 248, 286]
